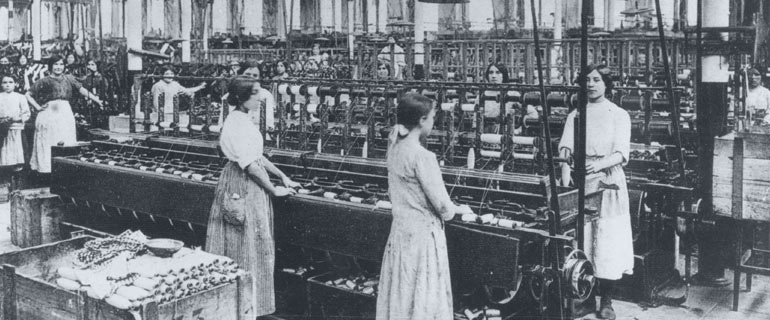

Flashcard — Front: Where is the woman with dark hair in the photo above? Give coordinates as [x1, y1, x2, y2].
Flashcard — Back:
[272, 61, 290, 80]
[485, 62, 509, 84]
[206, 75, 299, 317]
[746, 67, 770, 124]
[80, 59, 110, 102]
[376, 60, 392, 79]
[14, 55, 31, 93]
[26, 55, 103, 175]
[377, 93, 473, 320]
[559, 64, 631, 320]
[150, 67, 206, 126]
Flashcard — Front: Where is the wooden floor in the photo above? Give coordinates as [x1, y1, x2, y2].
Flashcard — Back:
[1, 202, 768, 319]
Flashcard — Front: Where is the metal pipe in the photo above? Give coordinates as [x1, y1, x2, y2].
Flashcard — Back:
[576, 0, 589, 251]
[654, 0, 687, 185]
[530, 0, 561, 232]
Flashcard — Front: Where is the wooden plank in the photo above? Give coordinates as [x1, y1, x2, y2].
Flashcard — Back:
[158, 282, 239, 320]
[3, 265, 16, 320]
[732, 137, 744, 219]
[14, 274, 81, 320]
[10, 188, 65, 248]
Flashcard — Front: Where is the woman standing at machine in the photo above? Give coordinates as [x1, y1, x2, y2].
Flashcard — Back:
[559, 64, 632, 320]
[0, 74, 31, 187]
[206, 75, 299, 317]
[26, 55, 103, 177]
[483, 63, 538, 133]
[746, 68, 770, 124]
[377, 93, 473, 320]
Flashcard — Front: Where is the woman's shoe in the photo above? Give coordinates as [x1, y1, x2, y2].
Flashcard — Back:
[599, 302, 616, 320]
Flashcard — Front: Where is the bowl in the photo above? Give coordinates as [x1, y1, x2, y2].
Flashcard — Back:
[146, 239, 184, 258]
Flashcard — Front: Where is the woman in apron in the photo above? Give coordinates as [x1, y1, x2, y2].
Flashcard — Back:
[206, 75, 299, 317]
[559, 64, 633, 320]
[25, 55, 103, 179]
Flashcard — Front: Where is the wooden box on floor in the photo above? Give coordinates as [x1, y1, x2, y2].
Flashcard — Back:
[0, 236, 254, 320]
[9, 188, 66, 248]
[713, 132, 770, 221]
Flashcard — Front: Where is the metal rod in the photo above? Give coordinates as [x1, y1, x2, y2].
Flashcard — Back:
[576, 0, 589, 251]
[654, 0, 687, 185]
[530, 0, 561, 232]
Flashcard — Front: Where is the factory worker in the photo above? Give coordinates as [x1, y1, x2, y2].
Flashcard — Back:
[220, 62, 276, 133]
[746, 68, 770, 124]
[483, 63, 538, 134]
[206, 75, 299, 317]
[377, 93, 473, 320]
[26, 55, 102, 177]
[559, 64, 632, 320]
[150, 67, 206, 121]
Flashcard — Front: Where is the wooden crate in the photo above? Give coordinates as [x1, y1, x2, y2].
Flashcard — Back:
[10, 188, 66, 248]
[0, 236, 254, 320]
[713, 132, 770, 221]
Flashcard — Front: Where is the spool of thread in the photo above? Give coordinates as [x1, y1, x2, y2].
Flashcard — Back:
[461, 104, 476, 112]
[290, 85, 303, 96]
[278, 84, 290, 95]
[480, 150, 502, 158]
[503, 91, 522, 103]
[293, 103, 301, 112]
[139, 165, 150, 171]
[440, 102, 455, 111]
[375, 200, 392, 209]
[484, 90, 499, 97]
[159, 121, 173, 129]
[461, 213, 479, 222]
[189, 124, 205, 132]
[191, 174, 205, 181]
[208, 125, 222, 133]
[445, 89, 459, 99]
[512, 136, 536, 145]
[546, 92, 568, 108]
[480, 133, 503, 144]
[512, 152, 536, 160]
[523, 92, 542, 106]
[620, 95, 646, 111]
[155, 168, 166, 174]
[307, 104, 319, 114]
[497, 219, 524, 228]
[350, 196, 363, 203]
[323, 192, 337, 199]
[298, 189, 310, 194]
[107, 160, 117, 166]
[480, 214, 495, 224]
[181, 172, 194, 179]
[307, 86, 320, 97]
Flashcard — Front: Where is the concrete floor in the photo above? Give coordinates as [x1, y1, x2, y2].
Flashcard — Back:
[0, 202, 768, 319]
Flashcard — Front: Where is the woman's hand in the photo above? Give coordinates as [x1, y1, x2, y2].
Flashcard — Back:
[455, 204, 474, 215]
[560, 163, 572, 187]
[272, 186, 296, 197]
[282, 176, 301, 189]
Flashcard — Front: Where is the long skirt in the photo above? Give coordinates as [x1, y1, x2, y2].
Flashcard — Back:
[205, 161, 275, 317]
[30, 100, 76, 173]
[376, 218, 453, 320]
[0, 128, 25, 166]
[585, 164, 635, 280]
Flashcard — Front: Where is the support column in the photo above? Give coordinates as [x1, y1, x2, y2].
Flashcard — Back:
[413, 0, 426, 78]
[181, 0, 192, 62]
[31, 0, 40, 60]
[333, 0, 342, 33]
[551, 0, 563, 83]
[694, 0, 731, 286]
[347, 0, 354, 60]
[126, 0, 143, 127]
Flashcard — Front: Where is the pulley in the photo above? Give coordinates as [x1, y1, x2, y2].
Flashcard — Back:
[562, 249, 595, 301]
